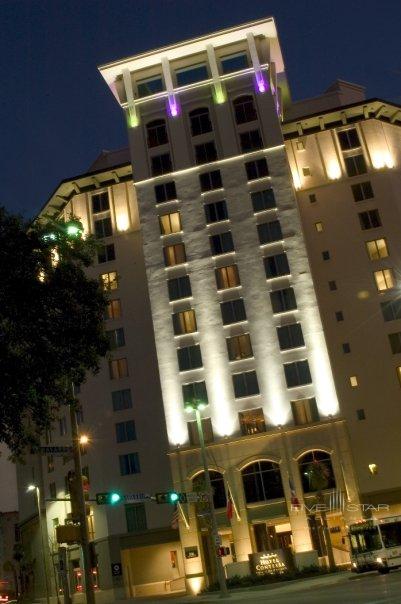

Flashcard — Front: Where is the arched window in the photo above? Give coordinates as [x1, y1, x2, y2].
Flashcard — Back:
[241, 461, 284, 503]
[146, 119, 168, 148]
[233, 95, 257, 125]
[298, 450, 336, 494]
[192, 470, 226, 509]
[189, 107, 213, 137]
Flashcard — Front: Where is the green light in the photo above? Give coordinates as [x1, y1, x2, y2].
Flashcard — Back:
[169, 492, 179, 503]
[128, 111, 139, 128]
[66, 223, 82, 237]
[43, 232, 57, 242]
[110, 492, 121, 504]
[215, 89, 226, 104]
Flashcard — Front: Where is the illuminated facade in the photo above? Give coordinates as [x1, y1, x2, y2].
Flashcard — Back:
[100, 18, 361, 592]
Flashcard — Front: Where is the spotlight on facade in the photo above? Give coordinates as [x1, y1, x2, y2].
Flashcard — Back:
[79, 434, 89, 445]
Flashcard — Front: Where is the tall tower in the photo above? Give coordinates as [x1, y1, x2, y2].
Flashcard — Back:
[100, 17, 359, 592]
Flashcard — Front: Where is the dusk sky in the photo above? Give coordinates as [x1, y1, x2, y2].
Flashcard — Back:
[1, 0, 401, 219]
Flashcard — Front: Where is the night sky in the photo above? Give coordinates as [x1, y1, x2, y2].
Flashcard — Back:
[1, 0, 401, 217]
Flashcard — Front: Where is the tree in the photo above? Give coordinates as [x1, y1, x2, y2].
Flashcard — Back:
[307, 459, 336, 571]
[0, 207, 109, 457]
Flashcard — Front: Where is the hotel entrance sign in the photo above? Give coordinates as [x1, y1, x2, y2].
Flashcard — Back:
[249, 549, 294, 576]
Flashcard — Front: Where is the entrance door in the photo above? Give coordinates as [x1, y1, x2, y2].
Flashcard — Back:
[254, 524, 279, 551]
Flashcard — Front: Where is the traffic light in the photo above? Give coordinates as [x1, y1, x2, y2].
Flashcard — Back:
[96, 492, 122, 505]
[155, 491, 187, 504]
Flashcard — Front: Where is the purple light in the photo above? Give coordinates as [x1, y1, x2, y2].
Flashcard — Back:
[255, 73, 268, 94]
[167, 96, 180, 118]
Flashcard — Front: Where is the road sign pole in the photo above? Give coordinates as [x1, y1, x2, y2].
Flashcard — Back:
[58, 547, 72, 604]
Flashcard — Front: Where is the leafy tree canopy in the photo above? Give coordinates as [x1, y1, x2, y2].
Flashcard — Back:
[0, 207, 109, 457]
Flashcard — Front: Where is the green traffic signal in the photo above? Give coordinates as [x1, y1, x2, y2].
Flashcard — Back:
[96, 492, 123, 505]
[155, 491, 186, 504]
[110, 492, 121, 504]
[169, 492, 179, 503]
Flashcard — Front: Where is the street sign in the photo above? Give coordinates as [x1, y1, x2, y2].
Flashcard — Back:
[40, 445, 73, 455]
[123, 493, 151, 502]
[186, 491, 209, 503]
[214, 534, 222, 546]
[111, 563, 122, 577]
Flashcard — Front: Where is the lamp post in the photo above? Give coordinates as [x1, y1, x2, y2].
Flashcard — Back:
[27, 485, 51, 604]
[184, 398, 229, 598]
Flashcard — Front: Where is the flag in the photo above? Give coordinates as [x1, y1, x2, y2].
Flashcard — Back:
[289, 477, 300, 510]
[226, 492, 233, 521]
[171, 504, 179, 529]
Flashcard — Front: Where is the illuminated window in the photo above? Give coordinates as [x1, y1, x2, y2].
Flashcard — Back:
[226, 333, 253, 361]
[106, 328, 125, 349]
[298, 451, 336, 493]
[172, 309, 197, 335]
[119, 452, 140, 475]
[104, 299, 121, 320]
[215, 264, 240, 290]
[241, 461, 284, 502]
[100, 271, 118, 291]
[195, 141, 218, 164]
[388, 332, 401, 354]
[302, 167, 311, 176]
[163, 243, 186, 267]
[374, 269, 394, 292]
[366, 238, 388, 260]
[137, 76, 163, 97]
[233, 95, 257, 124]
[239, 408, 266, 435]
[199, 170, 222, 192]
[112, 389, 132, 412]
[189, 107, 212, 136]
[315, 222, 323, 232]
[397, 366, 401, 386]
[277, 323, 304, 351]
[92, 192, 109, 213]
[359, 209, 382, 230]
[155, 181, 177, 203]
[338, 128, 361, 150]
[94, 217, 112, 238]
[221, 52, 249, 74]
[125, 502, 147, 532]
[251, 188, 276, 212]
[264, 253, 290, 279]
[351, 181, 374, 202]
[210, 232, 234, 255]
[167, 275, 192, 301]
[381, 299, 401, 321]
[176, 63, 208, 86]
[270, 288, 297, 314]
[220, 299, 246, 325]
[159, 212, 182, 235]
[182, 381, 208, 406]
[258, 220, 282, 245]
[188, 419, 214, 446]
[177, 344, 203, 371]
[146, 119, 168, 148]
[116, 420, 136, 443]
[240, 129, 263, 152]
[233, 370, 259, 398]
[345, 154, 367, 177]
[245, 158, 269, 180]
[204, 200, 228, 223]
[97, 243, 115, 264]
[109, 358, 129, 379]
[350, 376, 358, 387]
[284, 360, 312, 388]
[291, 398, 319, 425]
[151, 153, 172, 176]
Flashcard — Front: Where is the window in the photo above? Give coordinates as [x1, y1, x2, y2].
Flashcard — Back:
[151, 153, 172, 176]
[168, 275, 192, 301]
[245, 158, 269, 180]
[302, 167, 311, 176]
[182, 381, 208, 406]
[137, 76, 164, 97]
[116, 420, 136, 443]
[342, 342, 351, 354]
[204, 200, 228, 223]
[233, 370, 259, 398]
[210, 232, 234, 255]
[188, 419, 214, 446]
[189, 108, 212, 136]
[381, 299, 401, 322]
[335, 311, 344, 321]
[277, 323, 305, 351]
[291, 398, 319, 425]
[240, 129, 263, 152]
[221, 52, 249, 74]
[193, 471, 225, 508]
[226, 333, 253, 361]
[199, 170, 222, 192]
[105, 299, 121, 320]
[309, 194, 317, 203]
[173, 309, 197, 335]
[239, 408, 266, 435]
[251, 189, 276, 212]
[220, 299, 246, 325]
[366, 238, 388, 260]
[49, 482, 56, 499]
[107, 328, 125, 349]
[296, 140, 305, 150]
[329, 280, 337, 291]
[351, 181, 374, 202]
[215, 265, 240, 290]
[159, 212, 182, 235]
[146, 119, 168, 147]
[359, 209, 381, 230]
[270, 288, 297, 313]
[119, 452, 140, 476]
[195, 141, 218, 164]
[284, 360, 312, 388]
[242, 461, 284, 503]
[345, 154, 367, 177]
[100, 271, 118, 292]
[357, 409, 366, 420]
[298, 451, 336, 493]
[94, 217, 112, 238]
[350, 376, 358, 387]
[338, 128, 361, 150]
[176, 63, 208, 86]
[109, 358, 129, 379]
[177, 345, 203, 371]
[233, 95, 257, 124]
[59, 416, 67, 436]
[155, 181, 177, 203]
[47, 455, 54, 473]
[264, 253, 290, 279]
[112, 389, 132, 412]
[258, 220, 282, 245]
[315, 222, 323, 232]
[374, 269, 394, 291]
[388, 332, 401, 354]
[126, 503, 147, 532]
[397, 366, 401, 386]
[98, 243, 115, 264]
[163, 243, 186, 266]
[92, 192, 109, 213]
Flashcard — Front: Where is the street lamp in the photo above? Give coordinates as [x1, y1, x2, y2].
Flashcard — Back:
[79, 434, 89, 446]
[184, 398, 229, 598]
[27, 485, 51, 604]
